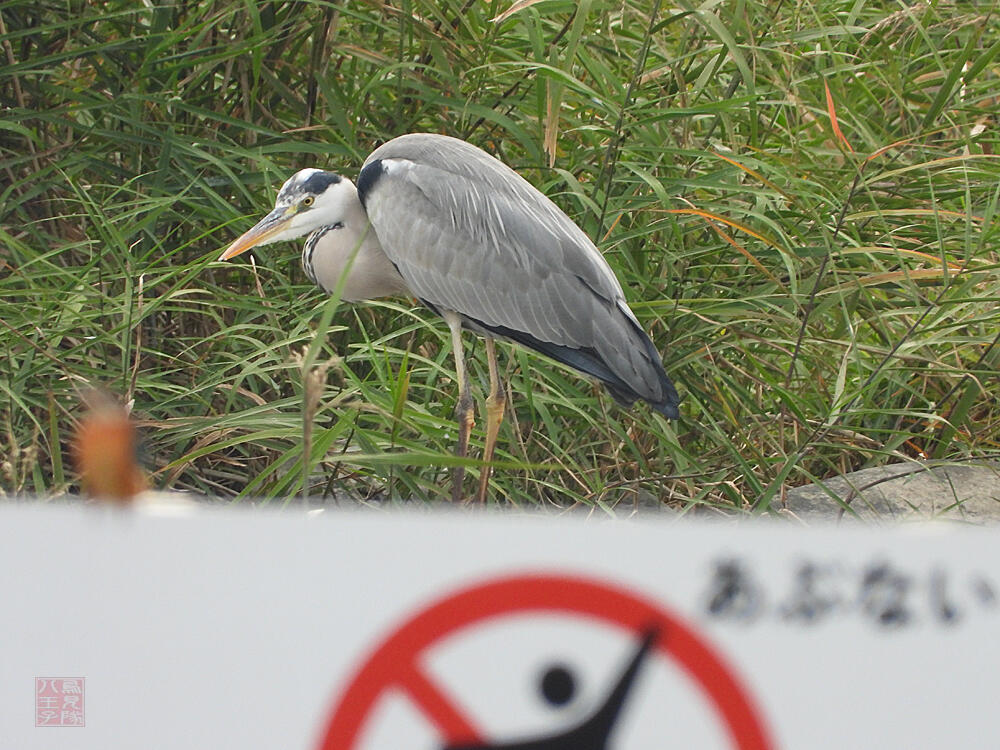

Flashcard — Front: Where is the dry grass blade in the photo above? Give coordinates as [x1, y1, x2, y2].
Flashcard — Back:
[824, 79, 855, 154]
[492, 0, 550, 24]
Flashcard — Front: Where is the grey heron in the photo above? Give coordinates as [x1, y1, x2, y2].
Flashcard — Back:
[219, 133, 680, 503]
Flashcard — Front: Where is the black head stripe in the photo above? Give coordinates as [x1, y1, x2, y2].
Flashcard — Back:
[301, 171, 342, 196]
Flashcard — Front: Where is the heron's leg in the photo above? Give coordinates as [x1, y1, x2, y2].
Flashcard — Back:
[445, 313, 474, 503]
[475, 338, 505, 505]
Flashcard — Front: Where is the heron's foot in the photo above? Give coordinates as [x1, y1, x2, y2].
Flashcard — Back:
[474, 390, 506, 505]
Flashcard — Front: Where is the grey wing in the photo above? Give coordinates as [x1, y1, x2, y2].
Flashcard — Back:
[357, 134, 679, 414]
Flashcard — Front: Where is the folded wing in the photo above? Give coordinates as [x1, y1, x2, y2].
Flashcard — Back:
[357, 133, 679, 417]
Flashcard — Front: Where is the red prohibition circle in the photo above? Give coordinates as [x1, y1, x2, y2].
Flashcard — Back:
[316, 573, 775, 750]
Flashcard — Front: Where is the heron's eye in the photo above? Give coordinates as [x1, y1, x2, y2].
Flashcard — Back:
[301, 196, 315, 207]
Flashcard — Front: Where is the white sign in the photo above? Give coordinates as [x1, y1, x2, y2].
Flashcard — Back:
[1, 505, 996, 749]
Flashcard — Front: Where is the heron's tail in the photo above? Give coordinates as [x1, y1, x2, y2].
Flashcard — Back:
[481, 322, 680, 419]
[601, 336, 680, 419]
[450, 306, 680, 419]
[584, 301, 679, 419]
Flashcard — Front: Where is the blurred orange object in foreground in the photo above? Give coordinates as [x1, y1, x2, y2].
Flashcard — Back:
[72, 392, 147, 504]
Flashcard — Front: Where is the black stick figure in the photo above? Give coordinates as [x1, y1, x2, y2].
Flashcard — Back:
[444, 627, 661, 750]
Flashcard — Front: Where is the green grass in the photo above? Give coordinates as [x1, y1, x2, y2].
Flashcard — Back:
[2, 0, 998, 511]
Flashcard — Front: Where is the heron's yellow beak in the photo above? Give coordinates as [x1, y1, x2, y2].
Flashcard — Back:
[218, 205, 296, 261]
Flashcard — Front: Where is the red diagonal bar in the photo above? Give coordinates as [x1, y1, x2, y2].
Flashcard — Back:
[396, 663, 483, 745]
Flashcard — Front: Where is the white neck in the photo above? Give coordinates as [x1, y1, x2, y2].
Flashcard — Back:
[302, 183, 409, 302]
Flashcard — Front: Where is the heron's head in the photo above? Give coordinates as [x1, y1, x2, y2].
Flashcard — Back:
[219, 169, 356, 260]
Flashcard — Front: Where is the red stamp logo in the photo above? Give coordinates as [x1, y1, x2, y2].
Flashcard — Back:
[35, 678, 85, 727]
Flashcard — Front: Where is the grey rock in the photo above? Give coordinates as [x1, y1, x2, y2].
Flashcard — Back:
[782, 461, 1000, 523]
